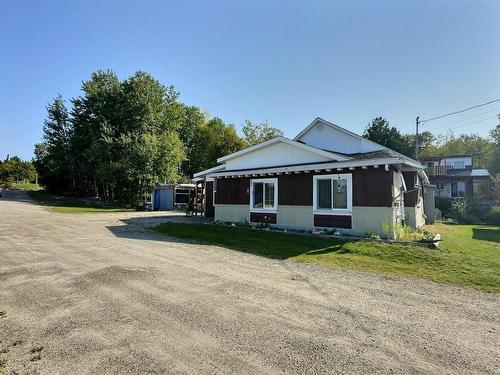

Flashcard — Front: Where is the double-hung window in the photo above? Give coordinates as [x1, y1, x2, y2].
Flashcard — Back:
[250, 178, 277, 211]
[313, 174, 352, 214]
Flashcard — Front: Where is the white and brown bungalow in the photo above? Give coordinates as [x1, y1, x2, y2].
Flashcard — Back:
[193, 118, 430, 235]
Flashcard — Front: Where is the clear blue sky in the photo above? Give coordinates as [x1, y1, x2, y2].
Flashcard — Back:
[1, 0, 499, 160]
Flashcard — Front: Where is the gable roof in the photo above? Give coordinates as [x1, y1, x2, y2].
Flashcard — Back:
[295, 117, 422, 166]
[294, 117, 387, 151]
[193, 117, 426, 181]
[216, 136, 351, 163]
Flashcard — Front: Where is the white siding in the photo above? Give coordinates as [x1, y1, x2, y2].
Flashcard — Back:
[297, 122, 384, 154]
[225, 141, 333, 170]
[444, 156, 472, 169]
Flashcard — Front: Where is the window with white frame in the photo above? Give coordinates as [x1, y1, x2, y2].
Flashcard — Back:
[313, 174, 352, 213]
[250, 178, 277, 211]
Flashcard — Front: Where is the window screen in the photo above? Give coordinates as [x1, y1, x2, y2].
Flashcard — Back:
[264, 183, 275, 208]
[317, 179, 332, 209]
[253, 182, 263, 208]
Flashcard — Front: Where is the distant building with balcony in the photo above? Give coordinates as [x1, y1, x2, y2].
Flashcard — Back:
[421, 155, 491, 200]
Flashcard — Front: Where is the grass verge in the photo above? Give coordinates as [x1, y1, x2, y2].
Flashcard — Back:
[153, 222, 500, 292]
[28, 191, 134, 214]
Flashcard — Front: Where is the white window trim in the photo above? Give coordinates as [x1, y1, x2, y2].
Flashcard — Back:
[313, 174, 352, 216]
[250, 178, 278, 212]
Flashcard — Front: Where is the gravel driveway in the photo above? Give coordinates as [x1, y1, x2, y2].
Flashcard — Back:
[0, 190, 498, 374]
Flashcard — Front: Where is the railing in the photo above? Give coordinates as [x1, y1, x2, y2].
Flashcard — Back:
[425, 166, 447, 176]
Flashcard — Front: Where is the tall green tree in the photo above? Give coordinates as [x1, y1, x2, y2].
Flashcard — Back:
[242, 120, 283, 146]
[34, 95, 73, 190]
[403, 131, 436, 158]
[178, 105, 208, 178]
[196, 118, 245, 171]
[489, 120, 500, 174]
[363, 117, 413, 157]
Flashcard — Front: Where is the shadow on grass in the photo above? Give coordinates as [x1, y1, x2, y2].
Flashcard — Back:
[107, 218, 356, 260]
[472, 228, 500, 243]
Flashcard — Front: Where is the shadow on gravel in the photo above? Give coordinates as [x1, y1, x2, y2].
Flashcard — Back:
[106, 216, 210, 241]
[0, 189, 35, 203]
[107, 218, 353, 260]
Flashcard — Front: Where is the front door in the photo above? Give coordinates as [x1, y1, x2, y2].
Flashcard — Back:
[451, 182, 458, 198]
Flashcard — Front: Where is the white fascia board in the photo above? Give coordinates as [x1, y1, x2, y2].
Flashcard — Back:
[216, 136, 351, 164]
[400, 158, 425, 169]
[208, 157, 418, 178]
[419, 171, 430, 184]
[193, 164, 225, 178]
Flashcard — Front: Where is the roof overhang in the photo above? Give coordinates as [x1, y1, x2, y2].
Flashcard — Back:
[208, 157, 425, 178]
[193, 164, 225, 179]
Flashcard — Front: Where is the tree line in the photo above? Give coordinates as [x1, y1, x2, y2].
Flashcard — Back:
[35, 70, 282, 204]
[0, 155, 36, 186]
[363, 116, 499, 174]
[35, 70, 498, 204]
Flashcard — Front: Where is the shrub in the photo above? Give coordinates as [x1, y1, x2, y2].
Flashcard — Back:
[382, 221, 435, 241]
[488, 206, 500, 225]
[450, 197, 467, 222]
[449, 198, 499, 224]
[2, 177, 14, 189]
[435, 197, 452, 218]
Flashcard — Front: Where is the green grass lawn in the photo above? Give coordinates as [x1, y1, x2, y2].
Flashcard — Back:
[0, 182, 41, 190]
[12, 182, 41, 190]
[153, 222, 500, 292]
[28, 190, 134, 214]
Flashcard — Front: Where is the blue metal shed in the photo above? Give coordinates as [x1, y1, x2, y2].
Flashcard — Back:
[152, 186, 174, 210]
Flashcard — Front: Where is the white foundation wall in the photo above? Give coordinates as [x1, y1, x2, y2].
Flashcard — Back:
[277, 205, 314, 229]
[405, 203, 425, 228]
[350, 207, 395, 236]
[214, 204, 398, 236]
[214, 205, 249, 222]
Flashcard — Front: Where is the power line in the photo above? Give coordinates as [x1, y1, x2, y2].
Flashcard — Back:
[430, 115, 498, 134]
[420, 98, 500, 124]
[448, 115, 498, 131]
[429, 108, 500, 132]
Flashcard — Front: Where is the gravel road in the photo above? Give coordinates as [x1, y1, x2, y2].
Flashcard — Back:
[0, 190, 498, 374]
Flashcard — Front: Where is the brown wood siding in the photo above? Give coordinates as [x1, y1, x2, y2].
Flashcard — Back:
[402, 172, 418, 207]
[216, 168, 393, 207]
[278, 174, 313, 205]
[352, 168, 393, 207]
[279, 168, 392, 207]
[215, 177, 250, 205]
[250, 212, 277, 224]
[314, 214, 352, 228]
[204, 181, 214, 218]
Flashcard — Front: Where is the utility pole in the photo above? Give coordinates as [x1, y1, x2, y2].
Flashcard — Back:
[415, 116, 420, 160]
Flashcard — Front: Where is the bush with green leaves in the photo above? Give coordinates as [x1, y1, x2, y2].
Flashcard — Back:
[449, 198, 499, 224]
[450, 197, 467, 222]
[435, 197, 453, 218]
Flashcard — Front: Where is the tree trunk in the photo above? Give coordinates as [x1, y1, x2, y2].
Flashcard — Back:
[94, 176, 99, 198]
